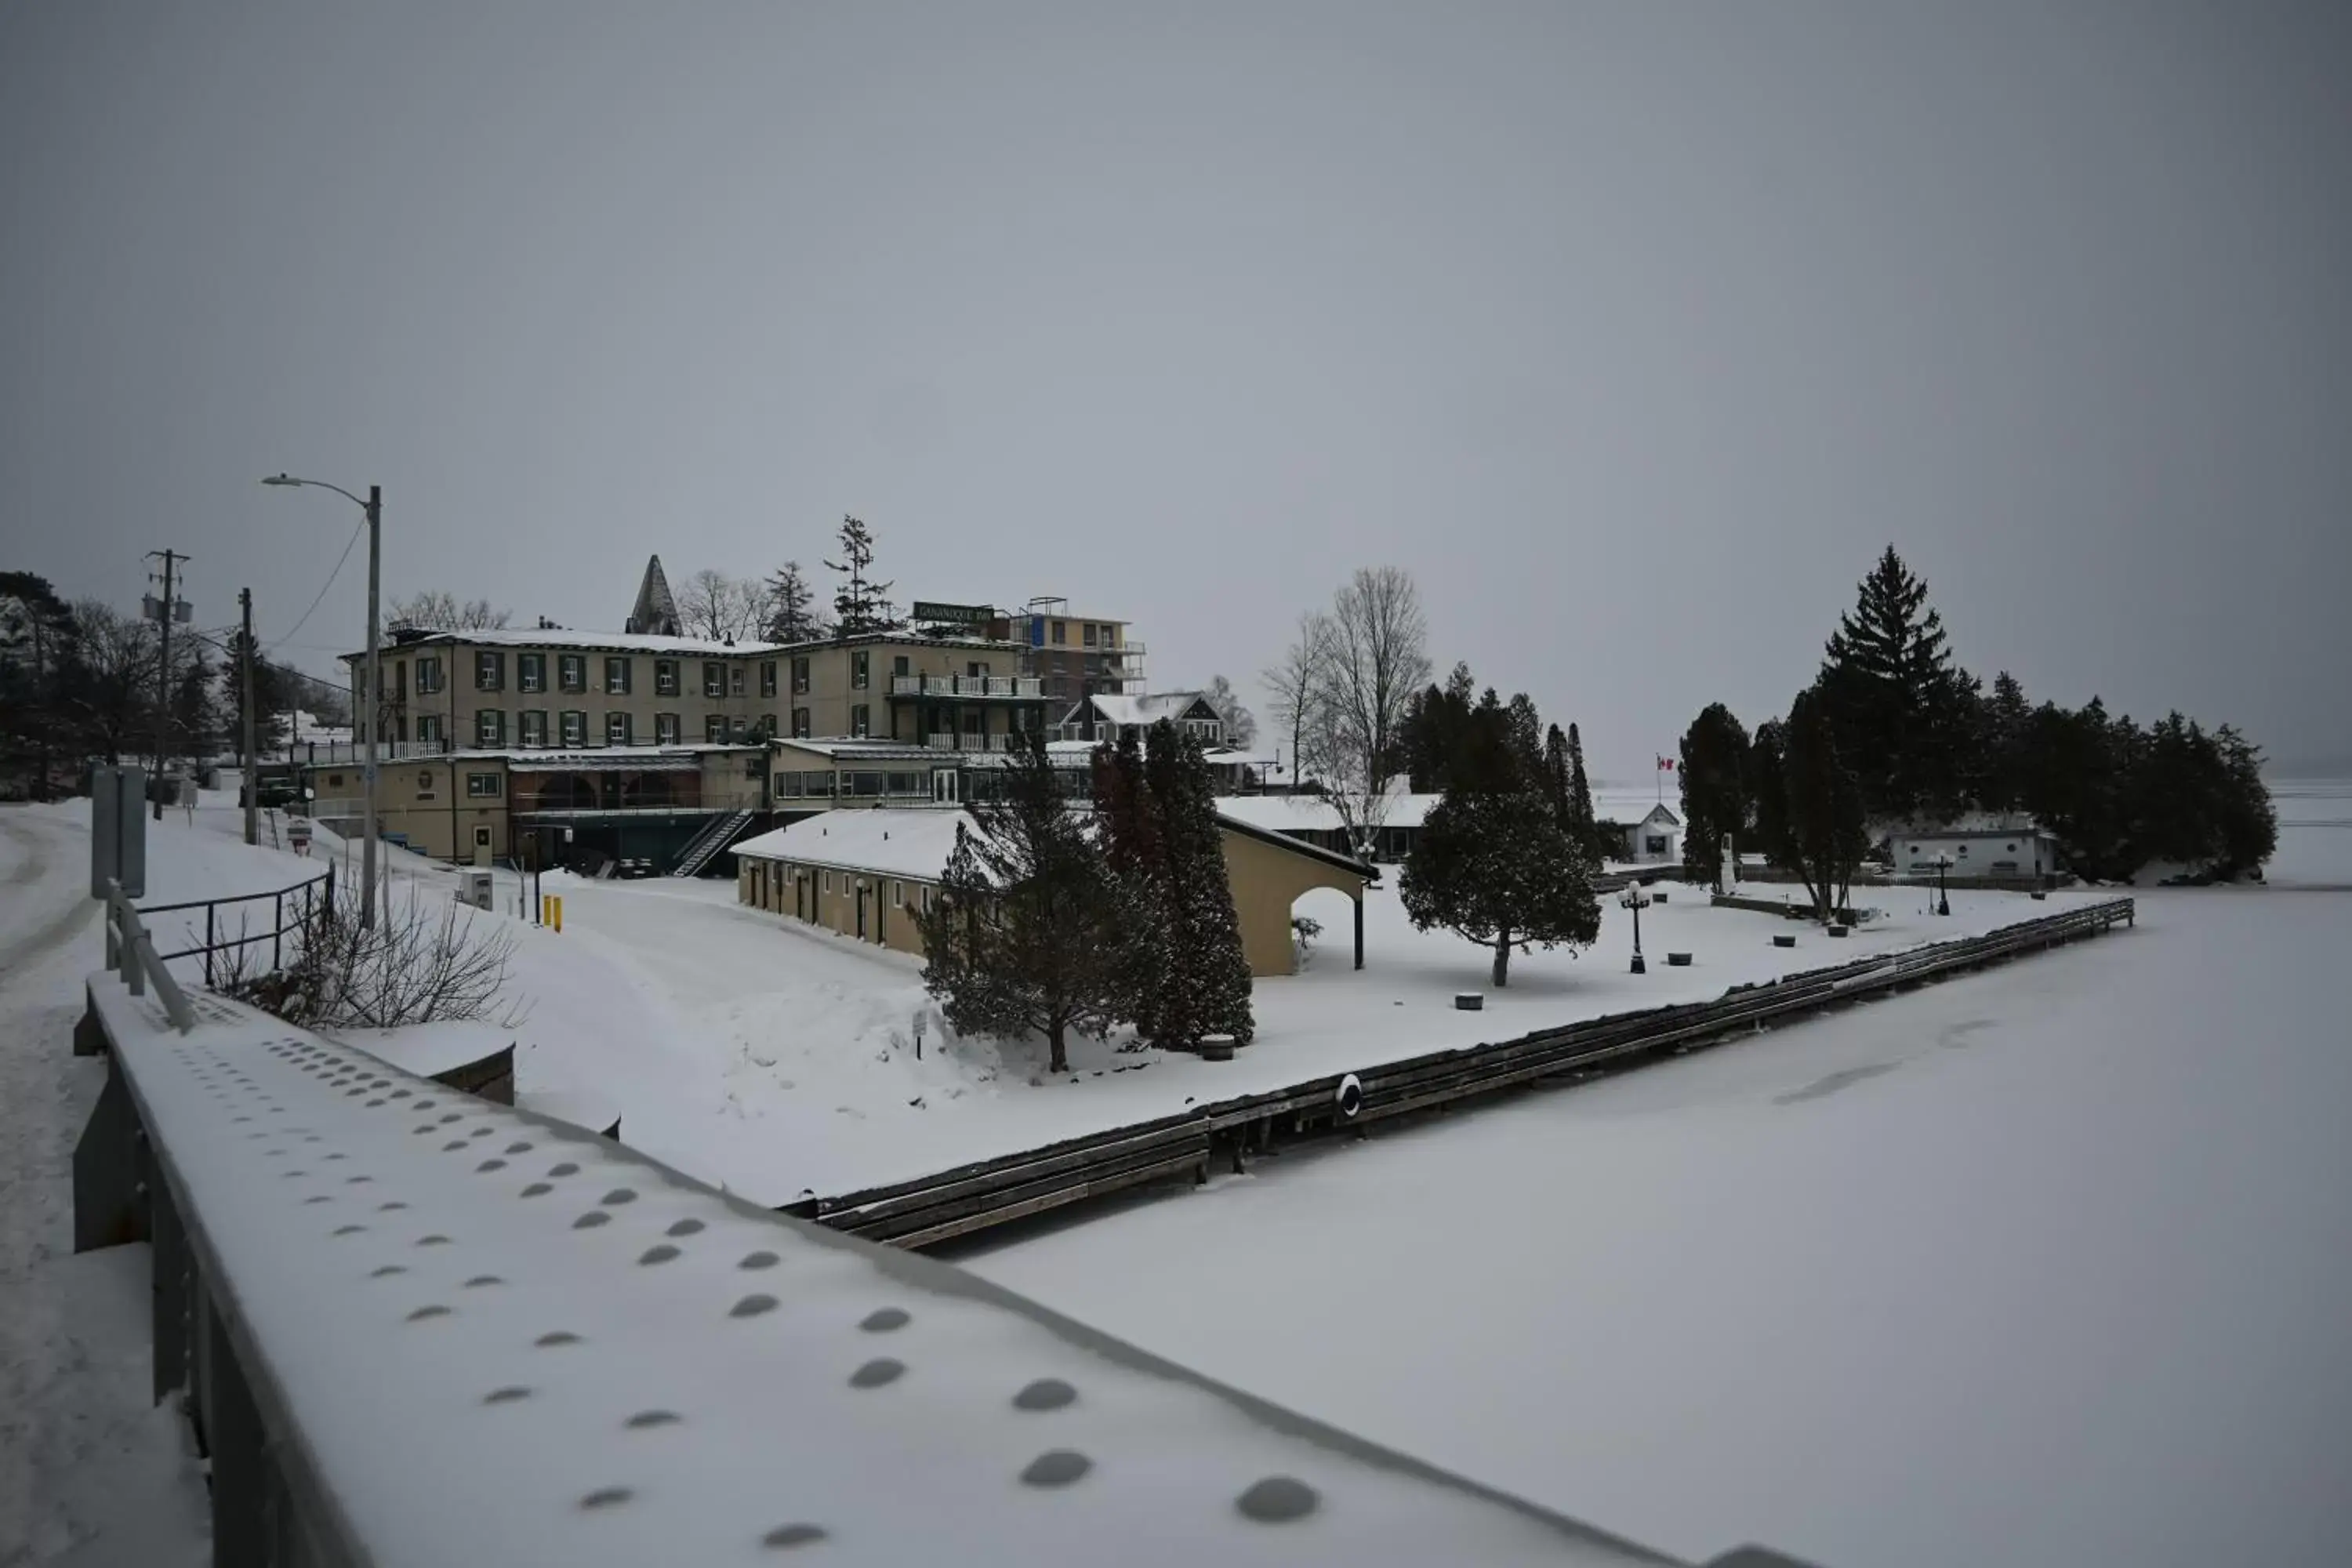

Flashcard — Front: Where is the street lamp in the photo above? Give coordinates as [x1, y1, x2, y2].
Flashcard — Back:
[1932, 852, 1952, 917]
[1619, 880, 1651, 974]
[263, 474, 383, 928]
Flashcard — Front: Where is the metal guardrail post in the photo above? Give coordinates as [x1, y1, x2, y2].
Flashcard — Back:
[152, 1171, 191, 1404]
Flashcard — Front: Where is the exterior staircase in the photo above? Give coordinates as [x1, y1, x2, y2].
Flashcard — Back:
[669, 809, 756, 878]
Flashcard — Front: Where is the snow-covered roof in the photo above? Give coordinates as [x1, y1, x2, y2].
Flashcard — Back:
[735, 804, 1379, 884]
[734, 809, 972, 882]
[1214, 791, 1443, 834]
[362, 626, 782, 657]
[1078, 691, 1216, 728]
[360, 625, 1027, 660]
[1201, 748, 1279, 768]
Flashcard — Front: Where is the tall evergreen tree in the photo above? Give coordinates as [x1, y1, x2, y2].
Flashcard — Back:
[916, 731, 1127, 1073]
[1564, 720, 1602, 861]
[2211, 724, 2278, 879]
[1541, 724, 1573, 827]
[763, 561, 825, 643]
[1978, 670, 2034, 812]
[1748, 718, 1791, 869]
[1392, 662, 1477, 792]
[1400, 691, 1600, 985]
[1142, 721, 1254, 1047]
[1780, 686, 1869, 922]
[1819, 546, 1970, 821]
[826, 516, 895, 635]
[1090, 726, 1168, 1042]
[1678, 702, 1751, 891]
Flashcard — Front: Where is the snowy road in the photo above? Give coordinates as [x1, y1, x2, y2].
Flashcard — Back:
[964, 885, 2352, 1568]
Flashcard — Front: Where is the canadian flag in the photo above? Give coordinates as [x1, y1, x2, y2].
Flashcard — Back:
[1656, 755, 1676, 772]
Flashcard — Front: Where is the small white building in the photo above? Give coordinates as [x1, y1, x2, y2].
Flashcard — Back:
[1889, 823, 2064, 880]
[1620, 804, 1682, 864]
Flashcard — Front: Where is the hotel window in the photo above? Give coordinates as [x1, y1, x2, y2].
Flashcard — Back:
[475, 709, 505, 746]
[475, 651, 505, 690]
[791, 657, 810, 694]
[851, 704, 870, 738]
[822, 872, 832, 894]
[1082, 623, 1098, 647]
[521, 710, 548, 747]
[851, 651, 869, 689]
[760, 713, 777, 738]
[892, 655, 909, 678]
[706, 714, 728, 743]
[416, 713, 443, 747]
[891, 880, 903, 907]
[791, 707, 810, 739]
[760, 661, 777, 697]
[466, 772, 502, 798]
[731, 717, 750, 742]
[702, 662, 724, 698]
[606, 712, 632, 746]
[655, 659, 679, 696]
[605, 657, 632, 695]
[560, 710, 586, 746]
[415, 655, 444, 694]
[730, 665, 747, 697]
[655, 713, 681, 745]
[517, 652, 545, 692]
[559, 654, 586, 693]
[1051, 620, 1066, 644]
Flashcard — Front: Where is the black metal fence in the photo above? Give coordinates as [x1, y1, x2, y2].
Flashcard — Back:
[139, 866, 335, 985]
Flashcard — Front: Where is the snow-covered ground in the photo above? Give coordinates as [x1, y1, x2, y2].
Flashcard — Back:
[963, 798, 2352, 1568]
[8, 793, 2134, 1207]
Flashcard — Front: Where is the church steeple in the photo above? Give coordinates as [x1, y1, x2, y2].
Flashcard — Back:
[626, 554, 681, 637]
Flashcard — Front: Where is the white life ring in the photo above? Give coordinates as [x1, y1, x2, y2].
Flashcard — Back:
[1334, 1073, 1363, 1120]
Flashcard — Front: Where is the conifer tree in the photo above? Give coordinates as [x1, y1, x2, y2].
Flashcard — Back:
[1780, 686, 1869, 922]
[1565, 720, 1602, 861]
[1678, 702, 1751, 891]
[1142, 720, 1254, 1046]
[1400, 691, 1599, 985]
[1819, 546, 1969, 820]
[764, 561, 825, 643]
[916, 731, 1125, 1073]
[826, 517, 896, 635]
[1090, 726, 1168, 1043]
[1748, 718, 1791, 868]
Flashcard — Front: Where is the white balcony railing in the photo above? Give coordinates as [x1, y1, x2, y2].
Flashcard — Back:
[926, 733, 1015, 753]
[891, 674, 1041, 699]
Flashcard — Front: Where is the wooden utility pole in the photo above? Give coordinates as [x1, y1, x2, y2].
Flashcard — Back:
[147, 549, 188, 819]
[240, 586, 258, 845]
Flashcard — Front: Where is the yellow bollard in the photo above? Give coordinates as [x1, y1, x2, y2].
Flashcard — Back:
[551, 895, 563, 934]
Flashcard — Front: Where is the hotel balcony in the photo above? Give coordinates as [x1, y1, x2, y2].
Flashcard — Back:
[891, 674, 1042, 699]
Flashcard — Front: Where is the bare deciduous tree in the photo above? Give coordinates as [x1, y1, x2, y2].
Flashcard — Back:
[1308, 567, 1430, 854]
[389, 591, 511, 632]
[218, 880, 527, 1029]
[677, 569, 769, 642]
[1203, 673, 1258, 748]
[1261, 611, 1333, 789]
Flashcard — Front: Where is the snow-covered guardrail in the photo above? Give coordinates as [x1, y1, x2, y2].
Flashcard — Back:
[814, 899, 2136, 1247]
[71, 967, 1772, 1567]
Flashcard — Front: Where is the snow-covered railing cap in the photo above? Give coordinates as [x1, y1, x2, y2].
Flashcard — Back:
[83, 978, 1719, 1566]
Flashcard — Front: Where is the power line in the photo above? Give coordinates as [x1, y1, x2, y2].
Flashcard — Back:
[268, 514, 366, 652]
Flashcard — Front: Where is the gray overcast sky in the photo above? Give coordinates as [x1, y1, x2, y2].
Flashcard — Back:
[5, 1, 2347, 775]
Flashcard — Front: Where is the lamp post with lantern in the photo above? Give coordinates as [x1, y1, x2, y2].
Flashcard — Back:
[1620, 880, 1652, 974]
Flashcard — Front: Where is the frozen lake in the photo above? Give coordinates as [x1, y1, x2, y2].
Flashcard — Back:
[965, 800, 2352, 1568]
